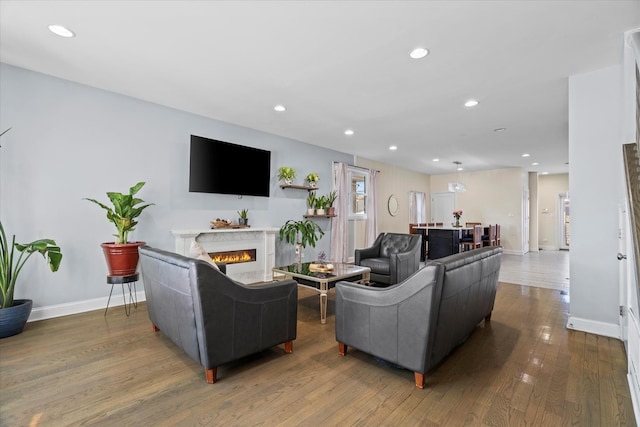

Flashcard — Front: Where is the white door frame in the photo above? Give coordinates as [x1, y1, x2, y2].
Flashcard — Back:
[559, 193, 570, 250]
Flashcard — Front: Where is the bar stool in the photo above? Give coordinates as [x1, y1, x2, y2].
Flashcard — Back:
[105, 273, 139, 317]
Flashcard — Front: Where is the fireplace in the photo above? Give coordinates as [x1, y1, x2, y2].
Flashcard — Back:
[172, 228, 278, 284]
[209, 249, 256, 265]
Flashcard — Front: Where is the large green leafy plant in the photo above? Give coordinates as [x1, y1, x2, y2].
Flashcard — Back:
[84, 182, 154, 244]
[0, 222, 62, 309]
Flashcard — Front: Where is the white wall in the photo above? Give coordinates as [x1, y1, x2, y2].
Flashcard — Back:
[567, 64, 625, 337]
[0, 64, 352, 315]
[430, 168, 526, 254]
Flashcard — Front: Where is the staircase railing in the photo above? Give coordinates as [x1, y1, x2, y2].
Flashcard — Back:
[623, 142, 640, 309]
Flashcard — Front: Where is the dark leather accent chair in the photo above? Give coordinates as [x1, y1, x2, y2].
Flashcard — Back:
[337, 247, 503, 388]
[355, 232, 421, 286]
[138, 245, 298, 384]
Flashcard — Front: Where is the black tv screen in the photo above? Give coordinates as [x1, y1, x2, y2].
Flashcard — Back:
[189, 135, 271, 197]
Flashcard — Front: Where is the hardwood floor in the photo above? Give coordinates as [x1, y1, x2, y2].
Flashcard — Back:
[1, 272, 635, 425]
[499, 250, 570, 291]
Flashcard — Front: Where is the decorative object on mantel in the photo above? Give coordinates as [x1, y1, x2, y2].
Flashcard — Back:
[210, 219, 250, 229]
[447, 161, 467, 193]
[305, 172, 319, 188]
[84, 182, 154, 276]
[452, 210, 463, 227]
[237, 209, 248, 226]
[279, 219, 324, 264]
[277, 166, 296, 185]
[0, 221, 62, 338]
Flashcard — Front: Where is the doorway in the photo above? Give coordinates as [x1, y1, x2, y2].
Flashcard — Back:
[431, 192, 455, 224]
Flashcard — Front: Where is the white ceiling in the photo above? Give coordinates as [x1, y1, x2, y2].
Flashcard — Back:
[1, 1, 639, 175]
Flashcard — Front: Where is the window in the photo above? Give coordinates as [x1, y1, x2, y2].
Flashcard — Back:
[348, 167, 368, 219]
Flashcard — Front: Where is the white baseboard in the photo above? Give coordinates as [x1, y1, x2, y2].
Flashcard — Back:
[539, 245, 559, 251]
[29, 290, 147, 322]
[629, 372, 640, 427]
[566, 315, 620, 339]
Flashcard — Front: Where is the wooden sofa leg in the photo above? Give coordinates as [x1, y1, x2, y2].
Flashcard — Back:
[205, 368, 217, 384]
[284, 341, 293, 354]
[414, 372, 425, 389]
[485, 312, 492, 321]
[338, 342, 347, 356]
[152, 324, 160, 332]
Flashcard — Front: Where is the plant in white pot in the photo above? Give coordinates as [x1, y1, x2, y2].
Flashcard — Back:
[0, 221, 62, 338]
[277, 166, 296, 185]
[279, 219, 324, 264]
[305, 172, 319, 188]
[84, 182, 154, 276]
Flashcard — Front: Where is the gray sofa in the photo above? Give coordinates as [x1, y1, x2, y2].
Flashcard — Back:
[138, 245, 298, 384]
[336, 246, 502, 388]
[355, 232, 422, 286]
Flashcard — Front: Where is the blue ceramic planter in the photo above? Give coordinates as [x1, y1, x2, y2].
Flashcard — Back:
[0, 299, 33, 339]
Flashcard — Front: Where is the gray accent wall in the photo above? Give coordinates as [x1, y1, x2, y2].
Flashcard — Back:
[0, 63, 352, 309]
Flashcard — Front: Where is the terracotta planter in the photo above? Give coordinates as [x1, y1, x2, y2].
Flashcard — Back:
[101, 242, 145, 276]
[0, 299, 32, 339]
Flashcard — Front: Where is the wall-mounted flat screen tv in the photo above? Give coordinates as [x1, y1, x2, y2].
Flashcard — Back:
[189, 135, 271, 197]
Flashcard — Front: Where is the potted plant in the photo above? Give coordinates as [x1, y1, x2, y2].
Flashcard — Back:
[305, 172, 319, 188]
[279, 219, 324, 264]
[84, 182, 154, 276]
[277, 166, 296, 185]
[237, 209, 249, 226]
[325, 191, 337, 216]
[306, 191, 316, 216]
[0, 222, 62, 338]
[314, 195, 327, 216]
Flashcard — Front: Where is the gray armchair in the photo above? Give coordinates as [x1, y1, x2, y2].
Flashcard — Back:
[139, 245, 298, 384]
[355, 232, 421, 286]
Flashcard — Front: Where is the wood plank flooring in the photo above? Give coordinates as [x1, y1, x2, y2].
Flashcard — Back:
[499, 250, 570, 291]
[0, 260, 635, 425]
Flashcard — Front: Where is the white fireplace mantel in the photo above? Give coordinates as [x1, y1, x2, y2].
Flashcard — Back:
[171, 228, 279, 283]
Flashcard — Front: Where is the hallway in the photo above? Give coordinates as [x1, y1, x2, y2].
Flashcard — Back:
[499, 249, 570, 291]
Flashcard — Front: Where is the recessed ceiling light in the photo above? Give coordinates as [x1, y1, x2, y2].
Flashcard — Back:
[541, 172, 549, 175]
[532, 162, 539, 166]
[389, 145, 398, 151]
[48, 24, 75, 38]
[432, 158, 440, 162]
[457, 166, 464, 171]
[409, 47, 429, 59]
[494, 127, 506, 132]
[274, 105, 286, 112]
[464, 99, 479, 107]
[522, 153, 530, 158]
[344, 129, 354, 136]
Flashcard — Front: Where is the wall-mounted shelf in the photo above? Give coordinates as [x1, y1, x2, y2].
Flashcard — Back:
[280, 184, 317, 191]
[303, 214, 336, 218]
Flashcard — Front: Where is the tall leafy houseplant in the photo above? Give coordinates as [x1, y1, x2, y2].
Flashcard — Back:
[0, 221, 62, 337]
[279, 219, 324, 264]
[84, 182, 154, 276]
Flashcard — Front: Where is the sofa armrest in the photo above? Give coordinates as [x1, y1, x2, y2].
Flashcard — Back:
[389, 238, 421, 284]
[335, 264, 442, 373]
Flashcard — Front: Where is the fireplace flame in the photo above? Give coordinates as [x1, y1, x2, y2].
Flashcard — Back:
[210, 249, 256, 265]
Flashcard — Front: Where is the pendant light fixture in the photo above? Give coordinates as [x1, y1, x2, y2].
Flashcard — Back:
[448, 161, 467, 192]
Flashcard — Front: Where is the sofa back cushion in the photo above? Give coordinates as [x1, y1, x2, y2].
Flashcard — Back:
[380, 233, 415, 257]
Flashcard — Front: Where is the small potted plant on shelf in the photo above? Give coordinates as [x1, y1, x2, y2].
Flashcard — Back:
[306, 191, 316, 216]
[84, 182, 154, 276]
[314, 195, 327, 215]
[237, 209, 249, 226]
[0, 221, 62, 338]
[305, 172, 319, 188]
[325, 191, 337, 216]
[279, 219, 324, 264]
[277, 166, 296, 185]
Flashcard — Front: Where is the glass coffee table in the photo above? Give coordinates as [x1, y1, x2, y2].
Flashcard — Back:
[272, 262, 371, 324]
